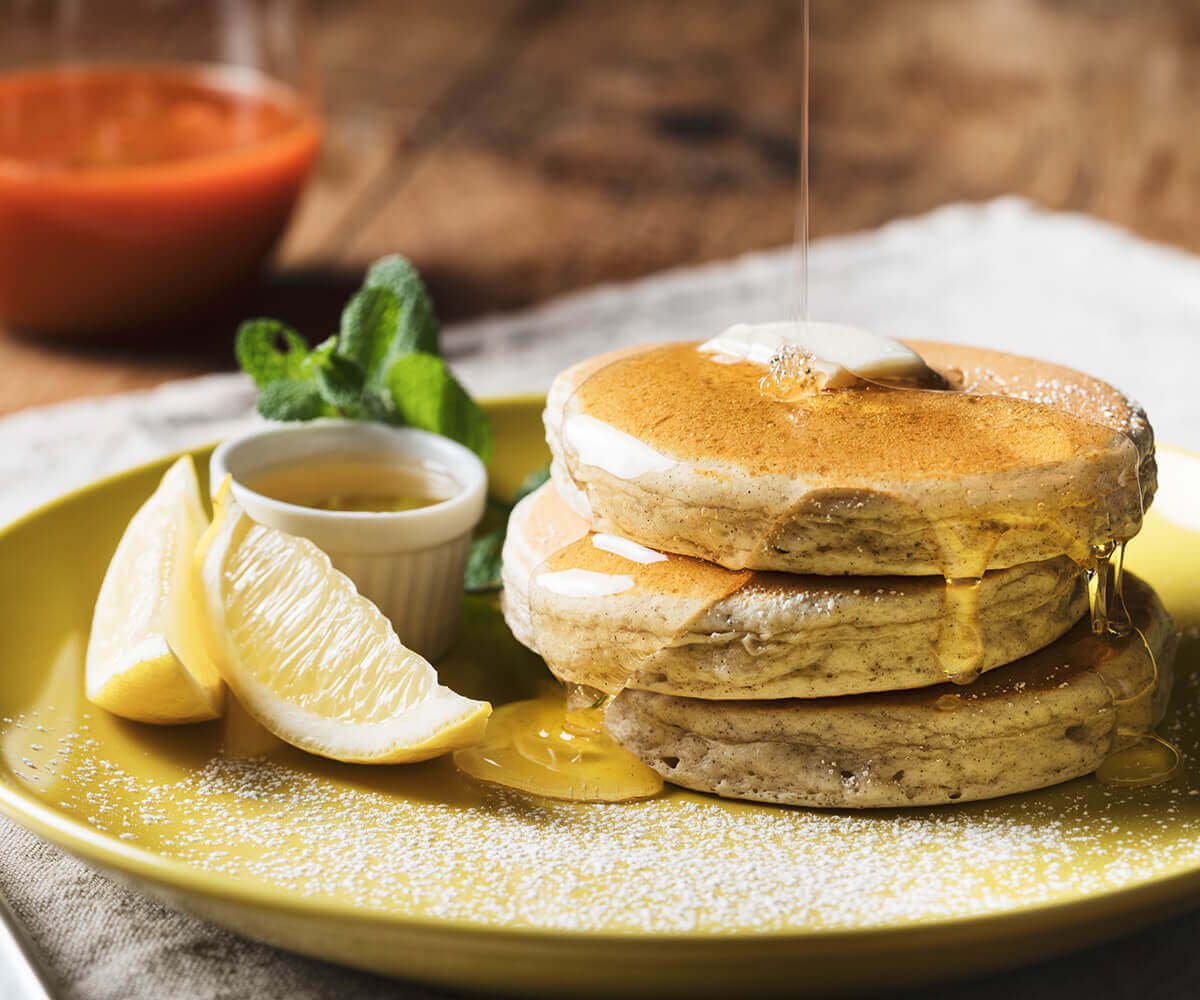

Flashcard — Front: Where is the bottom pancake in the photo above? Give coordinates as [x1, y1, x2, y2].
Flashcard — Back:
[605, 575, 1176, 808]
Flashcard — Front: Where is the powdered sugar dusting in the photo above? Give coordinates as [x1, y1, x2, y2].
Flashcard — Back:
[6, 659, 1199, 935]
[955, 363, 1142, 438]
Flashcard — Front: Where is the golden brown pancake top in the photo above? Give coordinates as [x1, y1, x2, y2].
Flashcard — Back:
[570, 342, 1139, 483]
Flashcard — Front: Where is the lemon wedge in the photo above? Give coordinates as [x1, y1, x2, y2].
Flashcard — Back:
[86, 456, 225, 724]
[195, 483, 490, 763]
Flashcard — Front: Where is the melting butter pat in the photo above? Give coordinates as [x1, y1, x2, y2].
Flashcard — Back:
[698, 321, 932, 390]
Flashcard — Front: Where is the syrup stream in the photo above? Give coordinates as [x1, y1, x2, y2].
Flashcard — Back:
[1090, 541, 1179, 787]
[1089, 540, 1132, 638]
[792, 0, 810, 325]
[938, 577, 985, 684]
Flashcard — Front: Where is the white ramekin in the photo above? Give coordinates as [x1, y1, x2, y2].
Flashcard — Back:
[209, 420, 487, 661]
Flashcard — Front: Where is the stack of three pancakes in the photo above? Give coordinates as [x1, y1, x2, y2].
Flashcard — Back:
[501, 337, 1176, 807]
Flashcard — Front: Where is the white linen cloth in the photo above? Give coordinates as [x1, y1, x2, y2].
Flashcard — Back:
[2, 198, 1199, 998]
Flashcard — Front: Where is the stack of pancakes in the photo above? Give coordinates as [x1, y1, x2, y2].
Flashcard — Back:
[501, 339, 1176, 807]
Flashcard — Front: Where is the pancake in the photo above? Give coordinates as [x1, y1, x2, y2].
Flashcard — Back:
[502, 483, 1089, 697]
[605, 574, 1175, 808]
[545, 340, 1155, 576]
[500, 481, 593, 654]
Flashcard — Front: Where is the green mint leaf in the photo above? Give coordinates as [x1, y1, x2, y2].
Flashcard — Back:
[512, 462, 551, 505]
[315, 354, 367, 417]
[301, 335, 337, 377]
[337, 286, 401, 382]
[236, 320, 310, 387]
[364, 255, 440, 357]
[387, 352, 493, 462]
[464, 527, 505, 593]
[256, 378, 332, 422]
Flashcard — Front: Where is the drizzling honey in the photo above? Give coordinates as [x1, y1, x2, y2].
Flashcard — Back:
[453, 683, 664, 803]
[1088, 540, 1132, 638]
[1090, 551, 1180, 787]
[938, 577, 985, 684]
[792, 0, 810, 324]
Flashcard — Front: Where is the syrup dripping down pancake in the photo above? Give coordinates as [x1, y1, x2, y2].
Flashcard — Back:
[605, 574, 1174, 809]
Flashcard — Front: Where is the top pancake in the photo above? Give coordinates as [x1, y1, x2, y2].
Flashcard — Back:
[546, 340, 1155, 575]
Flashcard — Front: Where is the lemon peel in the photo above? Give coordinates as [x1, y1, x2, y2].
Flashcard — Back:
[85, 456, 224, 725]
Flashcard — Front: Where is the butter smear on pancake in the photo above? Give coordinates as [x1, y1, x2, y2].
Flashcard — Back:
[699, 321, 931, 390]
[536, 568, 635, 598]
[562, 413, 679, 480]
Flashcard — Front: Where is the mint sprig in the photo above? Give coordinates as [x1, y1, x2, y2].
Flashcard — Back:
[235, 255, 490, 462]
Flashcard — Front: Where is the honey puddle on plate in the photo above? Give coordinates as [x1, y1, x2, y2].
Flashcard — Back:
[453, 684, 663, 802]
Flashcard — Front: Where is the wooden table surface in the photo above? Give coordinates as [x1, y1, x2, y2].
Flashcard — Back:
[3, 0, 1198, 416]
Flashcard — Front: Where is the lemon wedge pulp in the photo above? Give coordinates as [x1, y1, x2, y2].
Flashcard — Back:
[195, 483, 490, 763]
[85, 456, 225, 724]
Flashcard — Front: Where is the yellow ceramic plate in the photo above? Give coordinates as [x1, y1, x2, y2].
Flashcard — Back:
[1, 398, 1199, 998]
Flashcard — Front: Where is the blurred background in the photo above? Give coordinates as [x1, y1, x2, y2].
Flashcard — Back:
[1, 0, 1195, 413]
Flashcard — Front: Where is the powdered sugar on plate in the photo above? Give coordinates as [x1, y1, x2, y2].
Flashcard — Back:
[8, 659, 1200, 935]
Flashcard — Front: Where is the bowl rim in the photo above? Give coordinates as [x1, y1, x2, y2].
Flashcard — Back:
[208, 418, 487, 553]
